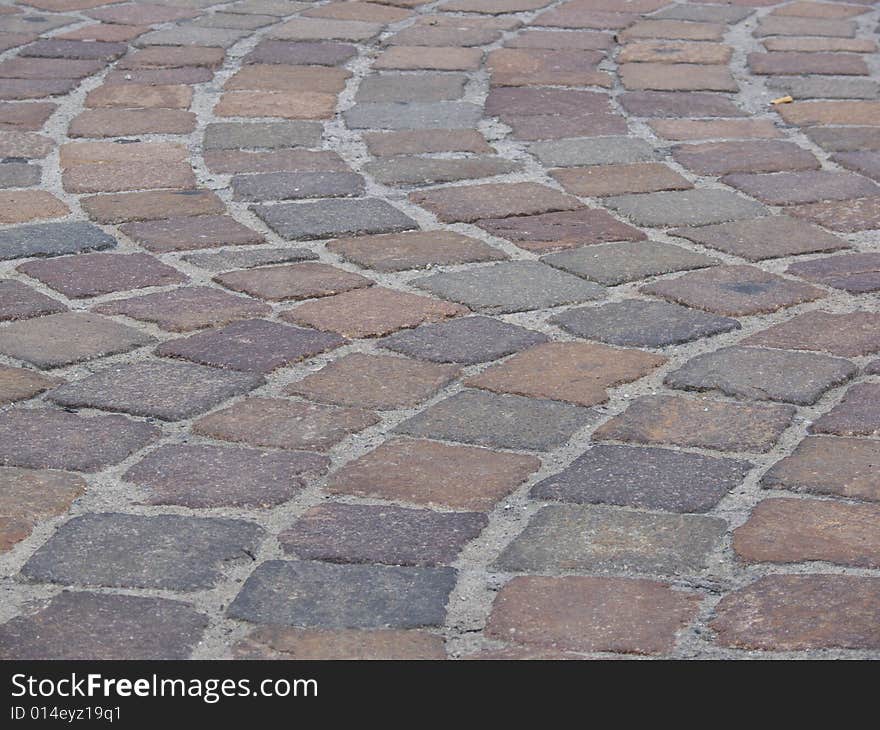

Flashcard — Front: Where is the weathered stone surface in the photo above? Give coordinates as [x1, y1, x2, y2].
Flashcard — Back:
[184, 247, 317, 272]
[670, 216, 850, 261]
[284, 286, 467, 338]
[47, 361, 263, 421]
[18, 252, 186, 299]
[287, 353, 457, 410]
[666, 346, 856, 405]
[364, 129, 493, 156]
[396, 390, 596, 451]
[357, 72, 467, 102]
[327, 230, 504, 271]
[410, 182, 581, 223]
[495, 505, 726, 575]
[0, 280, 65, 321]
[649, 118, 782, 141]
[280, 504, 487, 566]
[215, 262, 372, 302]
[761, 436, 879, 502]
[811, 383, 880, 437]
[244, 39, 357, 66]
[0, 408, 159, 472]
[120, 215, 263, 253]
[605, 190, 766, 227]
[380, 316, 548, 364]
[531, 137, 657, 167]
[326, 437, 539, 511]
[0, 222, 114, 260]
[364, 156, 520, 185]
[533, 445, 750, 513]
[734, 498, 880, 568]
[542, 240, 716, 285]
[620, 63, 738, 92]
[204, 121, 323, 150]
[619, 91, 746, 118]
[0, 466, 85, 552]
[673, 141, 821, 176]
[231, 171, 365, 201]
[594, 395, 796, 453]
[744, 312, 880, 358]
[415, 261, 605, 314]
[22, 513, 264, 591]
[193, 398, 378, 452]
[254, 198, 417, 240]
[551, 163, 692, 197]
[344, 101, 483, 130]
[787, 252, 880, 293]
[0, 312, 153, 369]
[486, 576, 700, 655]
[156, 319, 345, 374]
[94, 287, 270, 332]
[234, 627, 445, 660]
[0, 365, 58, 405]
[766, 76, 879, 100]
[466, 341, 665, 407]
[227, 560, 457, 628]
[81, 190, 225, 224]
[0, 592, 207, 660]
[476, 208, 646, 252]
[553, 300, 740, 348]
[125, 444, 328, 509]
[711, 575, 880, 651]
[723, 171, 879, 206]
[642, 265, 825, 316]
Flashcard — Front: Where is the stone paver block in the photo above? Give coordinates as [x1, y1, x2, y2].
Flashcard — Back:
[227, 560, 456, 629]
[0, 221, 115, 260]
[125, 444, 328, 509]
[673, 141, 819, 176]
[787, 252, 880, 293]
[234, 627, 445, 660]
[734, 498, 880, 568]
[788, 196, 880, 233]
[358, 73, 467, 102]
[409, 182, 581, 223]
[94, 287, 271, 332]
[649, 118, 782, 141]
[542, 240, 716, 285]
[811, 383, 880, 437]
[81, 190, 224, 224]
[0, 280, 65, 321]
[0, 592, 207, 660]
[495, 504, 726, 575]
[245, 39, 357, 66]
[231, 171, 365, 201]
[47, 360, 263, 421]
[327, 230, 505, 271]
[761, 436, 878, 502]
[605, 190, 766, 227]
[18, 252, 186, 299]
[486, 576, 700, 655]
[364, 129, 493, 157]
[120, 215, 264, 253]
[280, 504, 487, 566]
[184, 247, 317, 272]
[670, 216, 850, 261]
[254, 198, 417, 240]
[666, 346, 856, 406]
[193, 397, 378, 452]
[215, 262, 373, 302]
[0, 312, 153, 369]
[533, 445, 750, 513]
[642, 265, 825, 316]
[283, 286, 468, 338]
[326, 436, 539, 511]
[22, 513, 264, 591]
[203, 121, 323, 150]
[156, 319, 345, 374]
[620, 63, 738, 92]
[0, 365, 59, 405]
[488, 48, 610, 88]
[722, 171, 879, 206]
[415, 261, 605, 314]
[287, 353, 458, 410]
[553, 300, 740, 348]
[619, 40, 732, 64]
[711, 575, 880, 651]
[551, 163, 692, 197]
[594, 395, 796, 453]
[0, 409, 159, 472]
[396, 390, 596, 452]
[476, 208, 646, 252]
[744, 311, 880, 358]
[749, 51, 868, 76]
[466, 341, 665, 407]
[380, 316, 548, 364]
[364, 156, 520, 186]
[344, 101, 483, 130]
[0, 466, 85, 552]
[531, 137, 657, 167]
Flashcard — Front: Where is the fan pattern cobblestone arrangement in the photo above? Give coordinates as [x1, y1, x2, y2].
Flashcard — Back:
[0, 0, 878, 660]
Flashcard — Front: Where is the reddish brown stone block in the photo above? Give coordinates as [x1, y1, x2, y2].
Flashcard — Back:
[120, 215, 264, 253]
[552, 163, 692, 197]
[215, 262, 373, 302]
[744, 311, 880, 357]
[234, 627, 445, 660]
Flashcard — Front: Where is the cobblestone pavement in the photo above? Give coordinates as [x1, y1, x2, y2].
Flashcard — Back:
[0, 0, 878, 661]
